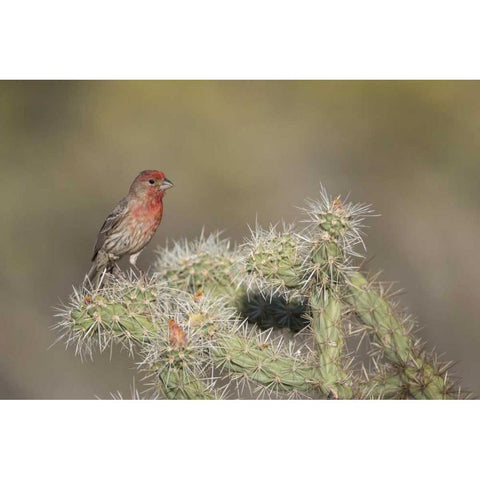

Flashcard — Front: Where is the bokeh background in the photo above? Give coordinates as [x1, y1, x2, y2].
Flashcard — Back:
[1, 81, 479, 398]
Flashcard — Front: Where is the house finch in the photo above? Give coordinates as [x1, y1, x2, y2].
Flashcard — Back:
[86, 170, 174, 287]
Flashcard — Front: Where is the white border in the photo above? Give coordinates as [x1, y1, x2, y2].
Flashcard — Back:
[2, 2, 478, 477]
[2, 400, 478, 478]
[1, 1, 480, 79]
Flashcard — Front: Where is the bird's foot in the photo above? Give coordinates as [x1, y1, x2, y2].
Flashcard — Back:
[131, 265, 147, 284]
[106, 264, 126, 284]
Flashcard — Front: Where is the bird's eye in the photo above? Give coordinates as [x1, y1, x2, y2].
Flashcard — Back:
[148, 179, 155, 185]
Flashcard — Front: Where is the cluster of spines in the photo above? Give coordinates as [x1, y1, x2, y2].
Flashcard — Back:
[54, 273, 162, 359]
[139, 288, 238, 399]
[241, 223, 303, 294]
[142, 321, 219, 400]
[154, 230, 242, 303]
[297, 189, 373, 292]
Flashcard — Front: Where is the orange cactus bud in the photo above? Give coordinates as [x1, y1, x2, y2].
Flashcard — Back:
[193, 288, 204, 302]
[168, 319, 188, 348]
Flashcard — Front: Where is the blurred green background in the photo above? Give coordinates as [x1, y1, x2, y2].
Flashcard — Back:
[1, 81, 479, 398]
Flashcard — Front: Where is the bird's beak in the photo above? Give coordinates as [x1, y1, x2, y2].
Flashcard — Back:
[160, 178, 174, 191]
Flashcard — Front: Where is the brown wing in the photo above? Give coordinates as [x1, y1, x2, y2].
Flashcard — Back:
[91, 197, 129, 261]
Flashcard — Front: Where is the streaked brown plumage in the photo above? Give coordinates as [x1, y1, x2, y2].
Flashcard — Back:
[86, 170, 174, 287]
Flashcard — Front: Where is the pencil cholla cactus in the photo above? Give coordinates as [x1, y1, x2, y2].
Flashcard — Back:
[56, 187, 465, 399]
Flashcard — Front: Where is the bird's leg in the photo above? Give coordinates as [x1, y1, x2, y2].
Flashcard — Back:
[129, 251, 146, 281]
[105, 251, 123, 277]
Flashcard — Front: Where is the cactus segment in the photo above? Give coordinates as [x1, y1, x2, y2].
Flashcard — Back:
[155, 231, 242, 302]
[347, 271, 459, 399]
[242, 226, 303, 292]
[213, 334, 324, 395]
[308, 291, 353, 399]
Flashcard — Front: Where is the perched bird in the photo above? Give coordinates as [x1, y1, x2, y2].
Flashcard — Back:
[86, 170, 174, 287]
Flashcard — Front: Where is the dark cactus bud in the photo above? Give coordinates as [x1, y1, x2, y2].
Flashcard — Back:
[241, 292, 276, 329]
[268, 296, 308, 332]
[240, 292, 308, 332]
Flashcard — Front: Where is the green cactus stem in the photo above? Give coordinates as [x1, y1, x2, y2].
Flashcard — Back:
[68, 291, 158, 350]
[308, 291, 353, 399]
[301, 197, 360, 292]
[154, 357, 215, 400]
[359, 371, 407, 399]
[347, 271, 459, 399]
[213, 334, 325, 396]
[142, 317, 218, 399]
[154, 364, 215, 399]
